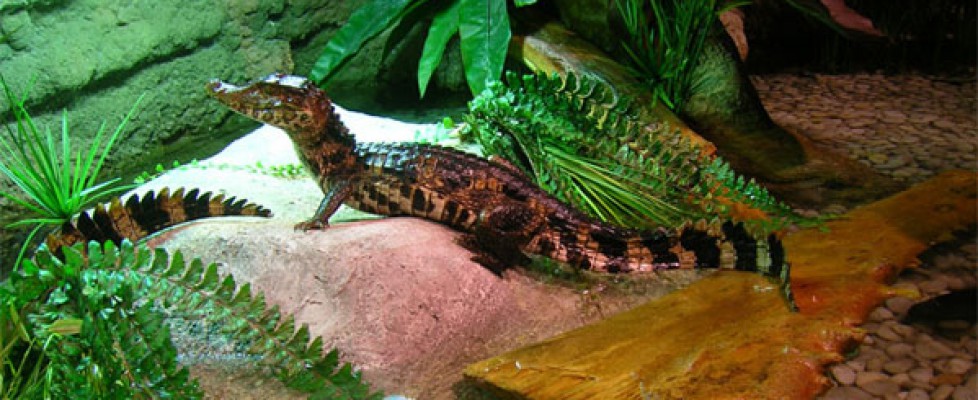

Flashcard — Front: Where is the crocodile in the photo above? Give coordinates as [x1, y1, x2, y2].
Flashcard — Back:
[206, 73, 794, 308]
[44, 187, 271, 256]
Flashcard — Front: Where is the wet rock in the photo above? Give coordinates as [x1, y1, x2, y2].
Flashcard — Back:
[918, 279, 950, 295]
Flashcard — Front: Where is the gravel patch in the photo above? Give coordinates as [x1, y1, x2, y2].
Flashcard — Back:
[752, 72, 976, 400]
[753, 73, 976, 185]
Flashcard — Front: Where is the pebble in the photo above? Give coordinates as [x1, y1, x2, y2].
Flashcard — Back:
[821, 386, 875, 400]
[933, 384, 956, 400]
[861, 380, 900, 396]
[885, 297, 915, 315]
[952, 386, 977, 400]
[856, 371, 890, 387]
[909, 367, 934, 383]
[870, 307, 896, 322]
[877, 323, 903, 341]
[907, 388, 930, 400]
[830, 364, 857, 385]
[918, 279, 950, 295]
[944, 358, 974, 375]
[884, 359, 915, 374]
[886, 342, 915, 358]
[916, 338, 957, 360]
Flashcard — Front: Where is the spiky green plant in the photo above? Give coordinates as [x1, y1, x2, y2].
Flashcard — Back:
[614, 0, 748, 110]
[1, 240, 381, 399]
[0, 77, 143, 271]
[464, 72, 803, 234]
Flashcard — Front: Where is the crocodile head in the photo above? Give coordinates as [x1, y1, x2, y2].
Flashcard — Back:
[206, 73, 351, 145]
[207, 73, 358, 179]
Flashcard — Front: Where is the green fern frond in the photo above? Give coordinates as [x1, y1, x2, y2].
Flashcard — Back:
[3, 241, 381, 399]
[463, 71, 807, 235]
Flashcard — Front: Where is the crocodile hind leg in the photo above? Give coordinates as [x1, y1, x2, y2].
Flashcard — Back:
[461, 200, 546, 274]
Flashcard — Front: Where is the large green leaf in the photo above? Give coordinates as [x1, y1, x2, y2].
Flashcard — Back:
[309, 0, 419, 85]
[458, 0, 511, 96]
[417, 1, 461, 97]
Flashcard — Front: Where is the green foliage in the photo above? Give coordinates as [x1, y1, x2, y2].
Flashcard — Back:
[0, 76, 143, 273]
[463, 72, 804, 234]
[614, 0, 747, 110]
[1, 302, 48, 399]
[310, 0, 536, 97]
[1, 240, 381, 399]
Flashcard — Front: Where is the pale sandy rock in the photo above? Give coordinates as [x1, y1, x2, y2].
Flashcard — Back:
[952, 386, 977, 400]
[860, 379, 900, 397]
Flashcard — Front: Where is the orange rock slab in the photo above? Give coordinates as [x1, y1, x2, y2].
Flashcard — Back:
[464, 170, 977, 399]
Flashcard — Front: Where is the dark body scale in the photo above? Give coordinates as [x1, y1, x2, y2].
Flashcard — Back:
[206, 74, 791, 305]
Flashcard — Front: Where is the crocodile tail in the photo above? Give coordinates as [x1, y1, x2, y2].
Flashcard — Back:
[672, 220, 793, 309]
[44, 187, 272, 255]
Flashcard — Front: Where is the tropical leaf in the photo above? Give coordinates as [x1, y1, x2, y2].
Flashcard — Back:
[417, 1, 461, 97]
[309, 0, 420, 85]
[458, 0, 511, 96]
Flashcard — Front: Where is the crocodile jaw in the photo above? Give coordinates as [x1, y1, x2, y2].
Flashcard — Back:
[206, 73, 331, 141]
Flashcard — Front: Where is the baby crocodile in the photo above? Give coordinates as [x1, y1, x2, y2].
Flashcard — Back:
[207, 74, 793, 307]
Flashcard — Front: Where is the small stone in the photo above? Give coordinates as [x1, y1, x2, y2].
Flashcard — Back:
[890, 372, 911, 387]
[906, 389, 929, 400]
[887, 343, 915, 358]
[916, 337, 956, 359]
[821, 386, 875, 400]
[870, 307, 896, 322]
[848, 360, 867, 372]
[861, 380, 900, 397]
[944, 357, 974, 375]
[952, 386, 977, 400]
[868, 152, 890, 164]
[918, 278, 949, 295]
[931, 373, 964, 386]
[933, 384, 956, 400]
[856, 371, 889, 387]
[830, 364, 857, 385]
[886, 297, 916, 315]
[867, 357, 884, 372]
[909, 367, 934, 383]
[877, 323, 903, 341]
[890, 324, 916, 340]
[884, 358, 916, 374]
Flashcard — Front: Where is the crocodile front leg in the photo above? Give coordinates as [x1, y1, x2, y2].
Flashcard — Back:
[297, 179, 353, 231]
